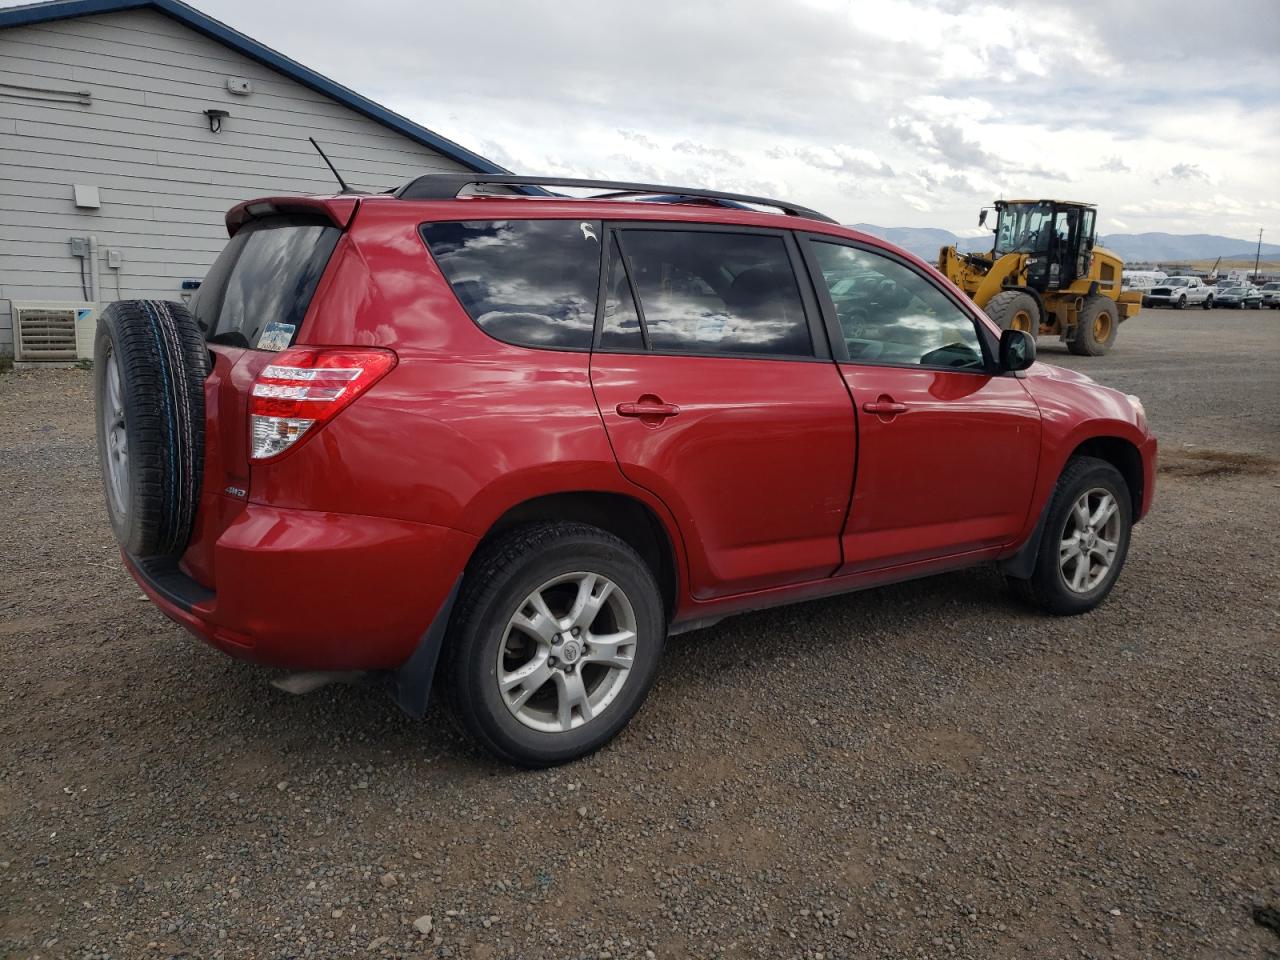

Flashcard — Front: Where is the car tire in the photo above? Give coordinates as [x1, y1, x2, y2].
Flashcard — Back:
[1203, 296, 1213, 310]
[984, 290, 1040, 334]
[1007, 456, 1132, 616]
[94, 300, 208, 559]
[444, 521, 666, 767]
[1176, 295, 1187, 309]
[1068, 294, 1118, 356]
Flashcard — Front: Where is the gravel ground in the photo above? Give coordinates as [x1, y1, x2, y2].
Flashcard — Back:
[1, 308, 1278, 960]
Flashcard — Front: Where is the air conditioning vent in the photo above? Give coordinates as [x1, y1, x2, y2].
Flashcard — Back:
[11, 301, 96, 361]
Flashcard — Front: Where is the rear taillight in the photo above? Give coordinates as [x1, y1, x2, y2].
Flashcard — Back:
[249, 347, 397, 460]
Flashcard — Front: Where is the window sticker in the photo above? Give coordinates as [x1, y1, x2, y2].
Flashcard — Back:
[257, 321, 296, 352]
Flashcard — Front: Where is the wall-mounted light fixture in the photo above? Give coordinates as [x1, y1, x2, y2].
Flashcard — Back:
[203, 108, 229, 133]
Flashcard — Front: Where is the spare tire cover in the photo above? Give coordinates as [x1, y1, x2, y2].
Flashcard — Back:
[94, 300, 208, 559]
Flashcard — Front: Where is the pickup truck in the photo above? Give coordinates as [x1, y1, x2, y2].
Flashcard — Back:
[1146, 276, 1214, 309]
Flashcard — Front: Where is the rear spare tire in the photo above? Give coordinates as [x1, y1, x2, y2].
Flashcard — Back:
[1069, 295, 1118, 356]
[984, 290, 1040, 334]
[94, 300, 207, 559]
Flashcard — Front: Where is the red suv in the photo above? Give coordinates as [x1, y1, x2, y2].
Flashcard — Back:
[94, 175, 1156, 766]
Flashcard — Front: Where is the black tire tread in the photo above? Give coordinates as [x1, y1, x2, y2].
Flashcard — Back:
[95, 300, 206, 559]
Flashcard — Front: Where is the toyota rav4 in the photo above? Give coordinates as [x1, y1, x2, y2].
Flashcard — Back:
[94, 175, 1157, 766]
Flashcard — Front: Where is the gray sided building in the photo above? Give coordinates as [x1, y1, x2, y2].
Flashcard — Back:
[0, 0, 504, 361]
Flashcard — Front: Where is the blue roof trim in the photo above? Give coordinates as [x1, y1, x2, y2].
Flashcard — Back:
[0, 0, 508, 175]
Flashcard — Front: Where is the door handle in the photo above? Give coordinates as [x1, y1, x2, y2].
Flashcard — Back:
[862, 400, 907, 416]
[617, 400, 681, 419]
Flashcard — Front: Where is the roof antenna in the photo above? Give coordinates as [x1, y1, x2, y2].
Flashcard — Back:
[309, 137, 353, 193]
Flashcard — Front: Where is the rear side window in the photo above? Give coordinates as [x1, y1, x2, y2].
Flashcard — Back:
[193, 216, 340, 350]
[421, 220, 602, 350]
[614, 230, 812, 357]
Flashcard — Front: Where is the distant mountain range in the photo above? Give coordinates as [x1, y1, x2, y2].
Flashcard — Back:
[850, 223, 1280, 264]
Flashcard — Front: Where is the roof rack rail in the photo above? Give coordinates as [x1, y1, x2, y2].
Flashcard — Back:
[393, 174, 838, 224]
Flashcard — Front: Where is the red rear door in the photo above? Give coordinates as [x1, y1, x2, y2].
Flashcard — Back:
[589, 225, 855, 599]
[800, 235, 1041, 573]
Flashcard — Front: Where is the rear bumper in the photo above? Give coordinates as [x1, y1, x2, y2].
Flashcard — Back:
[125, 505, 477, 671]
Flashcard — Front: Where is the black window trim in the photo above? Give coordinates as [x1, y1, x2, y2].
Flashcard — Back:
[606, 232, 652, 350]
[591, 220, 832, 363]
[796, 232, 1000, 375]
[418, 217, 604, 355]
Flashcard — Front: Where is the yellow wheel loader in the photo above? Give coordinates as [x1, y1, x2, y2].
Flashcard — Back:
[938, 200, 1142, 356]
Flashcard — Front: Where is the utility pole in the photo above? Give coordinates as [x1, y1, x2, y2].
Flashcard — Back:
[1254, 229, 1264, 283]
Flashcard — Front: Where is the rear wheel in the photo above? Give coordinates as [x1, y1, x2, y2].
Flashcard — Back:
[1203, 296, 1213, 310]
[1068, 295, 1118, 356]
[445, 522, 666, 767]
[1007, 456, 1132, 615]
[984, 290, 1040, 334]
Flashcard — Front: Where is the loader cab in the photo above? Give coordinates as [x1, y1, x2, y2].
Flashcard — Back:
[990, 200, 1097, 291]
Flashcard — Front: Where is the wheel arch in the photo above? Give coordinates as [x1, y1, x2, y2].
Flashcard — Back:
[477, 491, 680, 622]
[1000, 432, 1146, 580]
[1067, 435, 1146, 519]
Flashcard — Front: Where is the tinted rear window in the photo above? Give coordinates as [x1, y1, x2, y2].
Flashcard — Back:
[193, 216, 340, 350]
[420, 219, 602, 350]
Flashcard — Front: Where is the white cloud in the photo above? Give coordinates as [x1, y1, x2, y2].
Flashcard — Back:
[5, 0, 1266, 237]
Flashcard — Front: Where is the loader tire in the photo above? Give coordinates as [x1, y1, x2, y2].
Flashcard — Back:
[94, 300, 208, 560]
[1069, 295, 1118, 356]
[985, 290, 1040, 334]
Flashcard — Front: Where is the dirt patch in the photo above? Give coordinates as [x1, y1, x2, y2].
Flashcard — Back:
[1158, 449, 1278, 478]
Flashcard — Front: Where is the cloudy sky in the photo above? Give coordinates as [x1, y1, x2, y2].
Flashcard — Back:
[41, 0, 1280, 237]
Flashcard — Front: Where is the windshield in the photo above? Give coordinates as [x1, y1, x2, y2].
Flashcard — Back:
[1163, 278, 1190, 287]
[1265, 283, 1280, 290]
[992, 203, 1054, 255]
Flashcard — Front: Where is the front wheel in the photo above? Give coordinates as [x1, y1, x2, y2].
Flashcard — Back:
[445, 522, 666, 767]
[1007, 456, 1132, 615]
[984, 290, 1040, 334]
[1068, 294, 1119, 356]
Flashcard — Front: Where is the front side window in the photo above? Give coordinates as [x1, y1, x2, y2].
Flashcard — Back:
[613, 230, 811, 357]
[811, 241, 986, 371]
[421, 219, 602, 350]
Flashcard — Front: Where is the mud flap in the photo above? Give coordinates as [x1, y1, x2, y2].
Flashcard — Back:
[392, 576, 462, 718]
[997, 500, 1052, 580]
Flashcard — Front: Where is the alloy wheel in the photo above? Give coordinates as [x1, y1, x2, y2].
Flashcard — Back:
[1058, 487, 1121, 593]
[497, 572, 637, 733]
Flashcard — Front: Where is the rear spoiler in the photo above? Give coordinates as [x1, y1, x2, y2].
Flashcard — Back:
[225, 196, 360, 236]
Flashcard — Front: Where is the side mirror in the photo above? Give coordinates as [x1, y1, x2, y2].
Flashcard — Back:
[978, 209, 988, 228]
[999, 328, 1036, 372]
